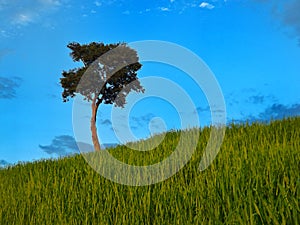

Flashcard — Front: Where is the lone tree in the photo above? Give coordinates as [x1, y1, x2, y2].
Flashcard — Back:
[60, 42, 144, 151]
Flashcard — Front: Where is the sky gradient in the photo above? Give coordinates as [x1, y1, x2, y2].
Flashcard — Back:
[0, 0, 300, 166]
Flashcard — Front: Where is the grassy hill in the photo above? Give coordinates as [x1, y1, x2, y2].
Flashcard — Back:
[1, 117, 299, 224]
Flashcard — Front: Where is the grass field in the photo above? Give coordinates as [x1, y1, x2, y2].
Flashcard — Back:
[1, 117, 299, 224]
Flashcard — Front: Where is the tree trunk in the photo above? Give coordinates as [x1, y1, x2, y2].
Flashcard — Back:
[91, 97, 101, 151]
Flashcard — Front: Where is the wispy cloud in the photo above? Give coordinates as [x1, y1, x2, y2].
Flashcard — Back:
[199, 2, 215, 10]
[131, 113, 155, 127]
[40, 0, 62, 6]
[226, 88, 278, 107]
[12, 13, 34, 25]
[0, 0, 67, 35]
[94, 1, 102, 7]
[195, 106, 210, 113]
[100, 119, 112, 126]
[87, 0, 222, 15]
[247, 95, 265, 104]
[122, 10, 130, 15]
[159, 7, 170, 12]
[280, 1, 300, 44]
[254, 0, 300, 45]
[0, 76, 22, 99]
[0, 48, 12, 60]
[246, 94, 277, 105]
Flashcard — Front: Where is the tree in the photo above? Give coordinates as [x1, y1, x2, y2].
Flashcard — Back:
[60, 42, 144, 151]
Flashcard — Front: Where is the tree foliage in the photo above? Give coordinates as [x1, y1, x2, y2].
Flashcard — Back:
[60, 41, 144, 107]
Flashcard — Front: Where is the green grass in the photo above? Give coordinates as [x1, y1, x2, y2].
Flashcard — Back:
[1, 117, 299, 224]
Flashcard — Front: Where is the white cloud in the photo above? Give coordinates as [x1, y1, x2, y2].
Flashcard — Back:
[12, 13, 34, 25]
[199, 2, 215, 9]
[139, 8, 151, 14]
[0, 30, 9, 38]
[160, 7, 170, 11]
[0, 0, 66, 34]
[94, 1, 102, 7]
[39, 0, 61, 6]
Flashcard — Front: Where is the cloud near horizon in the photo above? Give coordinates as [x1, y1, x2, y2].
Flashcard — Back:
[39, 135, 81, 156]
[258, 103, 300, 120]
[39, 135, 118, 156]
[0, 159, 9, 166]
[235, 102, 300, 124]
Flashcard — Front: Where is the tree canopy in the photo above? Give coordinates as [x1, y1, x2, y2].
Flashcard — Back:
[60, 41, 144, 107]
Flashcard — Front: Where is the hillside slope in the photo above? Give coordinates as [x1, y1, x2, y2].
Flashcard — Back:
[1, 117, 300, 224]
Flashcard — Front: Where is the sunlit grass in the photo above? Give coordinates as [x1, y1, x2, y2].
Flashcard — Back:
[0, 117, 299, 224]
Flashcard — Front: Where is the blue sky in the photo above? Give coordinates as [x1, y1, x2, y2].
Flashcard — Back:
[0, 0, 300, 166]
